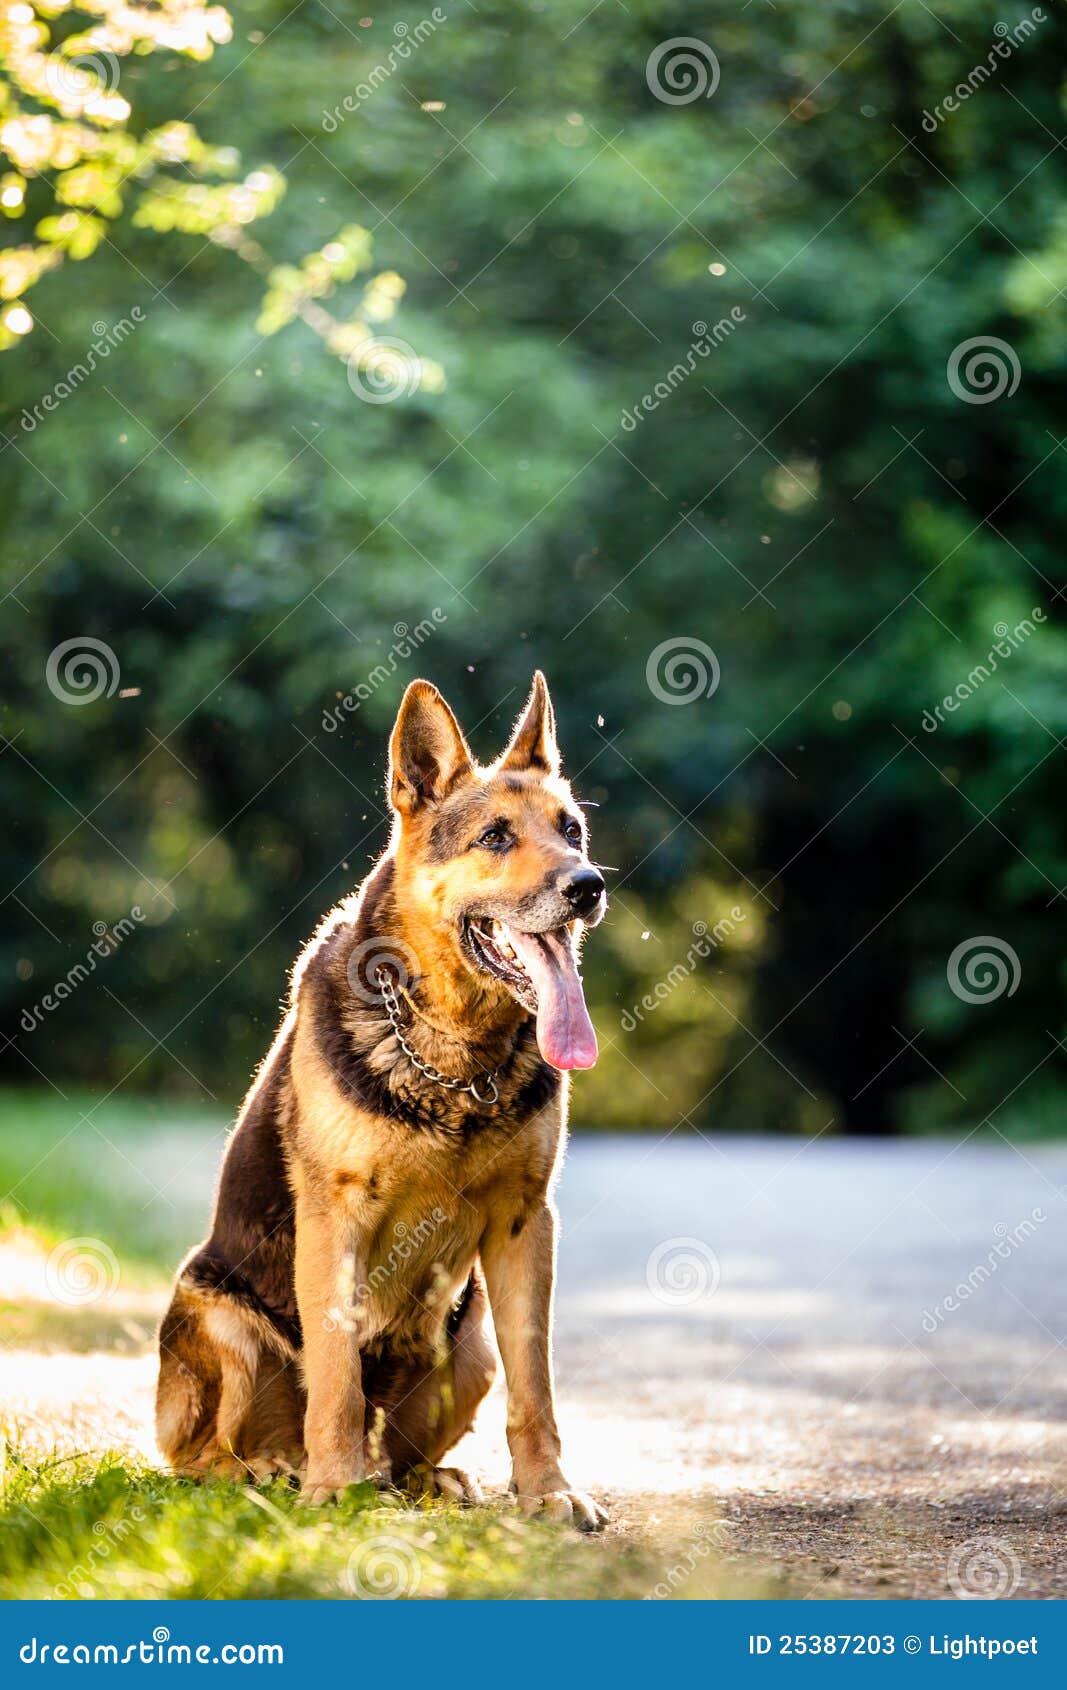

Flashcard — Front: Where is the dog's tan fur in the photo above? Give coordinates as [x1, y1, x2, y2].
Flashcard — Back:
[155, 674, 607, 1528]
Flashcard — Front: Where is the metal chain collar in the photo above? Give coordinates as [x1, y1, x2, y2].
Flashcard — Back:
[375, 968, 500, 1106]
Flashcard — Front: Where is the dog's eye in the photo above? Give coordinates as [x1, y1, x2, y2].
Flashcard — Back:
[563, 817, 583, 845]
[476, 825, 509, 851]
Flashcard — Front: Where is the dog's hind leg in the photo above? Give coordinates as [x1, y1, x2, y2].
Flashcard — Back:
[157, 1284, 290, 1481]
[240, 1352, 306, 1483]
[202, 1304, 261, 1476]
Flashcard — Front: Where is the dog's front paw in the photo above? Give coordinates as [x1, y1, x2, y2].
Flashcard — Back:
[303, 1483, 349, 1507]
[301, 1467, 368, 1506]
[518, 1489, 609, 1532]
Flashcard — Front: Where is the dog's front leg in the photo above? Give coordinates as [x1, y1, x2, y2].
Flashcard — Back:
[482, 1203, 608, 1531]
[294, 1194, 368, 1504]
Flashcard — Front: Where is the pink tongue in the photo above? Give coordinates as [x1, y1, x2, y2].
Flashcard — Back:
[505, 927, 598, 1071]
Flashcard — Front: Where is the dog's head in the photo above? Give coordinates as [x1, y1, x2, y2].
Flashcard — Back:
[387, 673, 605, 1071]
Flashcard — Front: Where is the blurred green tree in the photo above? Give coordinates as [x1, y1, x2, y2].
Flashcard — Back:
[2, 0, 1065, 1137]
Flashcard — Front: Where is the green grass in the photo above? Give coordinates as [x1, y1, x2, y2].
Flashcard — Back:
[0, 1443, 752, 1601]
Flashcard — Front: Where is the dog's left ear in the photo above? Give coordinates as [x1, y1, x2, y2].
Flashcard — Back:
[498, 671, 560, 776]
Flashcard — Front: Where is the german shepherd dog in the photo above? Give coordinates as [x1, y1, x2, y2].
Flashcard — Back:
[156, 673, 608, 1529]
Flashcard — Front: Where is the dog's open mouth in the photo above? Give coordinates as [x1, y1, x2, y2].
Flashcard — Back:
[463, 917, 598, 1073]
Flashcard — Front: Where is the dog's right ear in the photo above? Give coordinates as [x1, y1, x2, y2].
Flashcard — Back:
[389, 681, 473, 813]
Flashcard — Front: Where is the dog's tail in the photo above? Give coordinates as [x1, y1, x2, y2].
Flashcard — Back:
[155, 1286, 215, 1467]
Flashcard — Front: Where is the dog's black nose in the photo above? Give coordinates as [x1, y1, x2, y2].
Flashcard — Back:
[562, 869, 606, 917]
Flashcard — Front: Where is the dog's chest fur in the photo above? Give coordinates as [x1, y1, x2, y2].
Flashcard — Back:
[287, 1004, 562, 1340]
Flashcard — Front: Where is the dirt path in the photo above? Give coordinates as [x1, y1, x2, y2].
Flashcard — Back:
[7, 1134, 1067, 1598]
[550, 1135, 1067, 1597]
